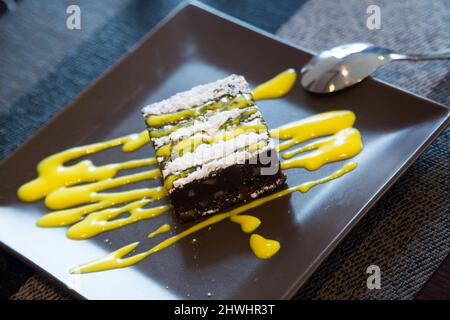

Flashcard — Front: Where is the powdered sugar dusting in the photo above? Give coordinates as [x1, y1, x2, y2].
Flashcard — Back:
[142, 75, 250, 116]
[152, 107, 251, 148]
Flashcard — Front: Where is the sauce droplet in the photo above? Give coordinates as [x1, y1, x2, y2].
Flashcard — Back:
[230, 215, 261, 233]
[249, 234, 280, 259]
[252, 68, 297, 100]
[147, 224, 171, 239]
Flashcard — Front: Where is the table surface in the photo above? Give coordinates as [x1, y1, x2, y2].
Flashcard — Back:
[0, 0, 448, 300]
[416, 255, 450, 300]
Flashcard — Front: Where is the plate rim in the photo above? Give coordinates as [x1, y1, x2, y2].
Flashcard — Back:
[0, 1, 449, 300]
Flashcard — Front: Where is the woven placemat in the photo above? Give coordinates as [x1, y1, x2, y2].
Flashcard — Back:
[10, 275, 72, 300]
[277, 0, 449, 299]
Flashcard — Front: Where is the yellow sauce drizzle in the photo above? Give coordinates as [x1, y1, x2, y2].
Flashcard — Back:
[148, 224, 171, 239]
[16, 130, 168, 240]
[66, 202, 170, 240]
[146, 94, 252, 127]
[296, 161, 357, 192]
[249, 234, 280, 259]
[281, 128, 362, 171]
[230, 215, 261, 233]
[17, 110, 362, 246]
[17, 70, 364, 273]
[252, 68, 297, 100]
[17, 130, 151, 203]
[69, 161, 357, 274]
[270, 110, 356, 151]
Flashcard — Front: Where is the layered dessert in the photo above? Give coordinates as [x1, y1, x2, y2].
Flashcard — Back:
[142, 75, 286, 222]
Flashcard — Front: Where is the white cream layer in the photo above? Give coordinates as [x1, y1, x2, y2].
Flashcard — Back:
[153, 108, 260, 148]
[162, 131, 270, 177]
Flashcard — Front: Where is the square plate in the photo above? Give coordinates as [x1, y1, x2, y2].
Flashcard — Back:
[0, 2, 448, 299]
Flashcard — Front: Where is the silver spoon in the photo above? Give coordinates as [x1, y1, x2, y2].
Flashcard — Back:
[300, 42, 450, 94]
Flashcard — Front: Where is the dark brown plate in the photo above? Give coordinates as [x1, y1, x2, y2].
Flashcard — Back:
[0, 2, 448, 300]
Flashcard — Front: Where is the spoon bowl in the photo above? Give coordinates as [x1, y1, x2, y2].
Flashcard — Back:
[300, 42, 450, 94]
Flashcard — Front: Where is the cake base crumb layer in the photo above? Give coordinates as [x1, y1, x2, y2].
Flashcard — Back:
[170, 157, 287, 222]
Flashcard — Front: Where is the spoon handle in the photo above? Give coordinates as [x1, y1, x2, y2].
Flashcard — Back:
[391, 50, 450, 61]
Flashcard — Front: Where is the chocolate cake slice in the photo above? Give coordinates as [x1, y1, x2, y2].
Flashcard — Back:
[142, 75, 286, 222]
